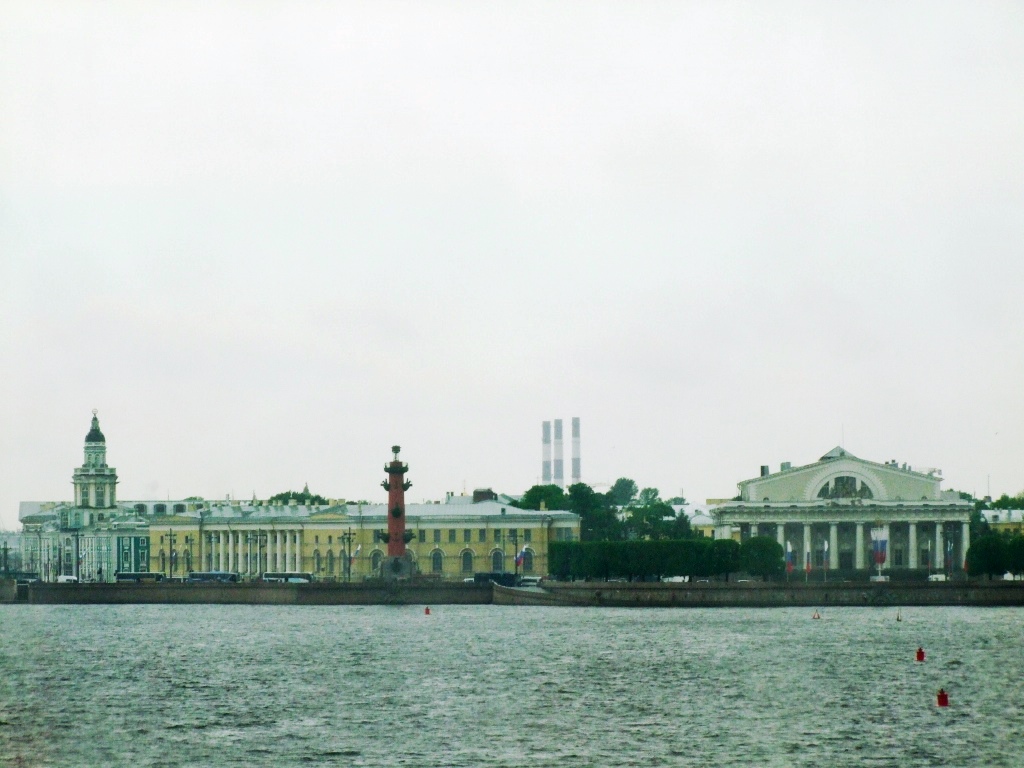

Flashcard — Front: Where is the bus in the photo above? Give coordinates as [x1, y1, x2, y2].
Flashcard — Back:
[260, 572, 314, 583]
[115, 572, 164, 583]
[187, 571, 239, 583]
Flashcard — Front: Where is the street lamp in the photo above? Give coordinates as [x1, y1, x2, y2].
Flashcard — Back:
[167, 529, 177, 578]
[340, 529, 355, 583]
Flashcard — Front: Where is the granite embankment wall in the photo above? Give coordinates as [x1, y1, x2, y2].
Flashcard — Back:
[5, 579, 1024, 607]
[2, 580, 491, 606]
[542, 580, 1024, 607]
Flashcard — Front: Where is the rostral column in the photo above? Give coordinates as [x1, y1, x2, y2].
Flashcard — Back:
[382, 445, 411, 557]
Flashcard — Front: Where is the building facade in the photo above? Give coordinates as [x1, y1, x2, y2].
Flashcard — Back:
[18, 414, 580, 581]
[712, 447, 973, 573]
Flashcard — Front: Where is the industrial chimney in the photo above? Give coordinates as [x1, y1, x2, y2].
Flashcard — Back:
[553, 419, 564, 488]
[542, 421, 552, 484]
[571, 417, 581, 485]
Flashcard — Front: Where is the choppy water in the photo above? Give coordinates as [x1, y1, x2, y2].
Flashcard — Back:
[1, 605, 1022, 767]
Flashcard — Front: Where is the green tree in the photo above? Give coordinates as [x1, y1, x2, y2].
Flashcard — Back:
[1005, 536, 1024, 578]
[665, 495, 687, 505]
[608, 478, 638, 507]
[567, 483, 621, 541]
[636, 487, 660, 507]
[965, 535, 1006, 580]
[991, 493, 1024, 510]
[516, 484, 569, 511]
[268, 488, 329, 505]
[709, 539, 741, 580]
[740, 536, 784, 581]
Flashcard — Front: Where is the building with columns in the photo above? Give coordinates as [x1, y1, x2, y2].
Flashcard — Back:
[712, 447, 973, 574]
[18, 414, 580, 581]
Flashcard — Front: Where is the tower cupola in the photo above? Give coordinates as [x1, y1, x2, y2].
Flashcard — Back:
[73, 410, 118, 509]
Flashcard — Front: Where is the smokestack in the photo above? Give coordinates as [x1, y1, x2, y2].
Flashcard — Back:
[542, 421, 552, 484]
[553, 419, 564, 488]
[571, 417, 581, 485]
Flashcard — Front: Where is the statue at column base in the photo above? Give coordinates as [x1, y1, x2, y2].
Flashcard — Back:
[380, 555, 415, 580]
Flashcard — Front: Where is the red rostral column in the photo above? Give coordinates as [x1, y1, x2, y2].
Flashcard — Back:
[382, 445, 411, 557]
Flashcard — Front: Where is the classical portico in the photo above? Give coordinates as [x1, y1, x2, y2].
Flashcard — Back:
[714, 448, 972, 574]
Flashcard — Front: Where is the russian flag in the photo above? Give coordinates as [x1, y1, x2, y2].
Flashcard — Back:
[871, 527, 888, 566]
[350, 544, 361, 567]
[805, 542, 811, 573]
[786, 541, 793, 573]
[823, 539, 829, 570]
[515, 545, 527, 567]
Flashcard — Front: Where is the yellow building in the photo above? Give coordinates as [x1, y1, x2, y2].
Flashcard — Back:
[149, 499, 580, 581]
[982, 509, 1024, 537]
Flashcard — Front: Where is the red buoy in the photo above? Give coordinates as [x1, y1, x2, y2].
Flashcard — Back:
[916, 647, 925, 662]
[424, 607, 431, 615]
[936, 688, 949, 707]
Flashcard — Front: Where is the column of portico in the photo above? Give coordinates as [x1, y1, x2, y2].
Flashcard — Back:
[285, 530, 291, 572]
[961, 522, 970, 570]
[855, 523, 865, 570]
[776, 524, 785, 549]
[274, 531, 281, 571]
[908, 523, 918, 569]
[295, 530, 302, 572]
[829, 523, 838, 570]
[237, 533, 244, 576]
[218, 532, 225, 571]
[802, 523, 811, 569]
[935, 524, 944, 571]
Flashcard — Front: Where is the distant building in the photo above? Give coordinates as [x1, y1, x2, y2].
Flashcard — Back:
[712, 447, 972, 573]
[982, 509, 1024, 537]
[19, 414, 580, 581]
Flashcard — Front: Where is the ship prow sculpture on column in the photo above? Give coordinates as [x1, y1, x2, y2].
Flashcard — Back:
[379, 445, 416, 579]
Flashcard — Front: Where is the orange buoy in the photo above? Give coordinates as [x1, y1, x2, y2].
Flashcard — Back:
[936, 688, 949, 707]
[424, 607, 431, 615]
[916, 647, 925, 662]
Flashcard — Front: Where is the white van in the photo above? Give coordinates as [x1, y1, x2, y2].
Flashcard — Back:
[56, 575, 79, 584]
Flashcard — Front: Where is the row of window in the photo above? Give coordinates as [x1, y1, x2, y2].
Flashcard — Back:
[155, 547, 538, 577]
[371, 528, 535, 544]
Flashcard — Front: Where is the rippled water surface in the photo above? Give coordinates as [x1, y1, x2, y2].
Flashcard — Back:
[1, 604, 1022, 767]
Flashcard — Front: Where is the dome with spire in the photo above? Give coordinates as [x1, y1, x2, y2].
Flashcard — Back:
[85, 411, 105, 443]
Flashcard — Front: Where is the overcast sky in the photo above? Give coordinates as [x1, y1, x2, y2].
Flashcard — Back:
[2, 2, 1022, 529]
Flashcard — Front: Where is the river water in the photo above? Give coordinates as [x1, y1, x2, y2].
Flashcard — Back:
[1, 605, 1021, 767]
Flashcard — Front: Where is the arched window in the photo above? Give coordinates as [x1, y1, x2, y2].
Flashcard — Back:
[461, 550, 474, 573]
[522, 549, 534, 573]
[314, 550, 322, 572]
[371, 551, 383, 573]
[154, 503, 167, 515]
[492, 550, 505, 572]
[173, 504, 185, 514]
[134, 504, 147, 516]
[818, 476, 874, 500]
[159, 551, 166, 573]
[326, 550, 335, 574]
[431, 550, 443, 574]
[184, 550, 192, 572]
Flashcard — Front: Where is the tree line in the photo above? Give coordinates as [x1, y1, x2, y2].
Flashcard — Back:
[549, 536, 785, 581]
[514, 478, 691, 541]
[965, 533, 1024, 579]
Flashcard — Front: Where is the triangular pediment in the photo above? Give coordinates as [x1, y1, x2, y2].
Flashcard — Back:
[820, 446, 857, 461]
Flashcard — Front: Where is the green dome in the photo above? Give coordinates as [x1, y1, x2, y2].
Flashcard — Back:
[85, 413, 105, 443]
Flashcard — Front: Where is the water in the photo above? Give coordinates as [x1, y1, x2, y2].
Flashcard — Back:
[1, 605, 1022, 767]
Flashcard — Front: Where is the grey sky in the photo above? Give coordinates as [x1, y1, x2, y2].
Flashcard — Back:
[2, 2, 1022, 529]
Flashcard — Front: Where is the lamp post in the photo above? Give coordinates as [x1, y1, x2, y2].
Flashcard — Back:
[510, 529, 519, 578]
[167, 528, 177, 578]
[340, 529, 355, 583]
[184, 535, 193, 576]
